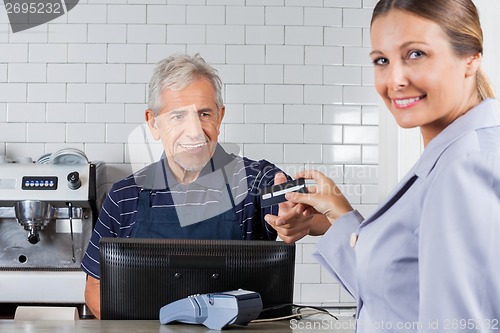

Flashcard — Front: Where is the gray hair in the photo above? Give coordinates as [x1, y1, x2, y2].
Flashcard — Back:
[148, 53, 224, 114]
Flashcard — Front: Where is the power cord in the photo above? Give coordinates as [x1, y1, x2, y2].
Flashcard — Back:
[251, 303, 339, 323]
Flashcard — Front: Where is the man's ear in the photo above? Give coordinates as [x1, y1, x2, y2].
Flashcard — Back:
[465, 52, 482, 78]
[145, 109, 160, 141]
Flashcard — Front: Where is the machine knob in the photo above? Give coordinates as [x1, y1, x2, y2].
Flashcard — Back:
[28, 230, 40, 244]
[67, 172, 81, 190]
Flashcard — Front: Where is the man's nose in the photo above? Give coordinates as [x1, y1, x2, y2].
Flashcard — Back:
[184, 112, 205, 138]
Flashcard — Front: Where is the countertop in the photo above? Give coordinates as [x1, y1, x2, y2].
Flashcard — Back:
[0, 318, 356, 333]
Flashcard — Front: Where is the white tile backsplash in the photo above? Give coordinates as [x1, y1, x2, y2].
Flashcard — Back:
[28, 83, 66, 102]
[87, 64, 126, 83]
[8, 64, 46, 83]
[0, 83, 26, 102]
[226, 45, 265, 64]
[67, 83, 106, 103]
[128, 25, 167, 44]
[48, 64, 86, 83]
[284, 65, 322, 85]
[304, 7, 342, 27]
[0, 1, 380, 307]
[108, 5, 147, 24]
[323, 144, 362, 164]
[323, 105, 361, 125]
[225, 84, 264, 104]
[245, 104, 283, 124]
[226, 6, 265, 25]
[344, 125, 378, 144]
[66, 123, 106, 143]
[284, 144, 322, 164]
[68, 5, 107, 24]
[29, 44, 67, 63]
[0, 64, 6, 82]
[207, 26, 245, 46]
[108, 44, 147, 63]
[27, 123, 66, 142]
[7, 103, 46, 122]
[187, 6, 225, 25]
[266, 45, 304, 65]
[285, 26, 323, 46]
[48, 24, 88, 43]
[86, 104, 125, 123]
[244, 65, 283, 84]
[1, 123, 26, 142]
[343, 8, 373, 28]
[106, 84, 145, 103]
[304, 85, 342, 105]
[265, 6, 303, 26]
[284, 105, 322, 124]
[68, 44, 106, 63]
[245, 26, 284, 45]
[325, 27, 362, 47]
[265, 85, 303, 104]
[47, 103, 86, 123]
[304, 124, 342, 144]
[147, 5, 186, 24]
[266, 124, 303, 143]
[166, 25, 205, 44]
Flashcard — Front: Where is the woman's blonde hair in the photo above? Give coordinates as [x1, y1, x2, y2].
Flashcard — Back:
[371, 0, 495, 99]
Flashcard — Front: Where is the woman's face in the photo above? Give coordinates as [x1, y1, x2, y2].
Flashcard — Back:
[370, 10, 481, 145]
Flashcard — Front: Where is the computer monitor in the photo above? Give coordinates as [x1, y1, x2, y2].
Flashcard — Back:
[99, 238, 296, 320]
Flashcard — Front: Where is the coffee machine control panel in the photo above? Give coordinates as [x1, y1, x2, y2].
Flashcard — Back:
[22, 176, 59, 190]
[0, 163, 95, 207]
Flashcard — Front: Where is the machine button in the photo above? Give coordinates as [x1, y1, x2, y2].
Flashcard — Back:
[67, 172, 81, 190]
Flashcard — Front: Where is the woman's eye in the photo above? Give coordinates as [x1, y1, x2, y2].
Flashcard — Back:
[373, 57, 388, 66]
[408, 50, 425, 59]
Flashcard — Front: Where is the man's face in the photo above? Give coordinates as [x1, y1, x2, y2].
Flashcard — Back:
[146, 77, 224, 178]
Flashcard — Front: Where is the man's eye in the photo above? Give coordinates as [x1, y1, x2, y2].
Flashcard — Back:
[173, 114, 183, 120]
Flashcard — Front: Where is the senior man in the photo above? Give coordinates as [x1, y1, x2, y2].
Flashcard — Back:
[80, 53, 329, 318]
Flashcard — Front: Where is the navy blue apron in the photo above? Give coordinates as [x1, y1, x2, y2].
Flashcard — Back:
[130, 158, 242, 240]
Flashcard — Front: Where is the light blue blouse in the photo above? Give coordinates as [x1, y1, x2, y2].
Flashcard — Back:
[315, 99, 500, 332]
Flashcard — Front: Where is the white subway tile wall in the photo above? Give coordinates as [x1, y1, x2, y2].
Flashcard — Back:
[0, 0, 380, 307]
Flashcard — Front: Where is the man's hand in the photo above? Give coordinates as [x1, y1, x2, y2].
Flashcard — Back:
[265, 173, 331, 243]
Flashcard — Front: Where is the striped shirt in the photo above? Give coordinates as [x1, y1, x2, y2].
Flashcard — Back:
[81, 147, 286, 279]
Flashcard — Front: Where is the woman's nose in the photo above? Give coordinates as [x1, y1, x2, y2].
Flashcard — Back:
[387, 63, 408, 91]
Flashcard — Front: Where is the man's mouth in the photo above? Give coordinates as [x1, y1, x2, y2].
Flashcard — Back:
[392, 95, 426, 108]
[178, 142, 207, 150]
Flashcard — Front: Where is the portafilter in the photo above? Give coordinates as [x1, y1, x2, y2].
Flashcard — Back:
[14, 200, 56, 244]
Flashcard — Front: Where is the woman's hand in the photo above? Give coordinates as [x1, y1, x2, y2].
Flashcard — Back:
[285, 170, 353, 221]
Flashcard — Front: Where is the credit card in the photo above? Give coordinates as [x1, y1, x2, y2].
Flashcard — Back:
[260, 178, 307, 208]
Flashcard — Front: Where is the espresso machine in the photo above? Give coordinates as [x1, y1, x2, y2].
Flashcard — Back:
[0, 150, 106, 317]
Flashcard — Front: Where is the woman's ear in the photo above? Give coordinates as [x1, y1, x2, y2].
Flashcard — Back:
[465, 52, 482, 78]
[145, 109, 161, 141]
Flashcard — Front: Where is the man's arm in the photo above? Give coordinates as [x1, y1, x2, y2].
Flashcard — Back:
[84, 276, 101, 319]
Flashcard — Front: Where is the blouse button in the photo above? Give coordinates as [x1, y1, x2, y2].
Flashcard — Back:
[350, 233, 358, 248]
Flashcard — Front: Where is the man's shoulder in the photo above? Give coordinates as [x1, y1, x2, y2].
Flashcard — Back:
[109, 166, 149, 196]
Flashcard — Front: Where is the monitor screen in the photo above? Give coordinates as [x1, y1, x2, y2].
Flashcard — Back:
[99, 238, 296, 320]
